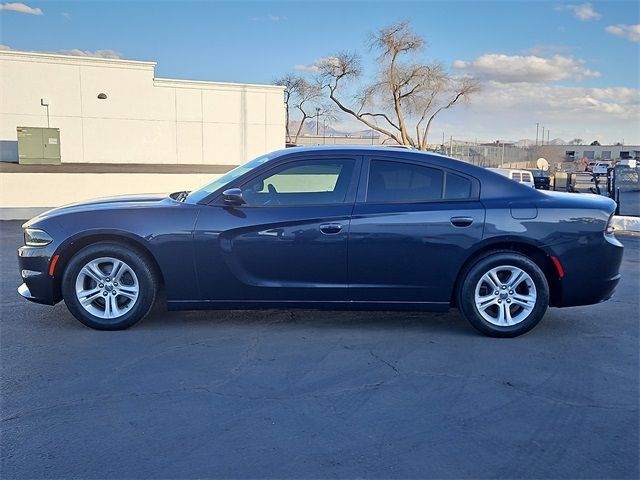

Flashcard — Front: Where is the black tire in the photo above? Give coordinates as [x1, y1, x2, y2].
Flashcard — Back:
[61, 242, 157, 330]
[457, 251, 549, 338]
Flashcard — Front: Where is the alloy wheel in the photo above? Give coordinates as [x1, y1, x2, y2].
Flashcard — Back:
[473, 265, 537, 326]
[75, 257, 139, 319]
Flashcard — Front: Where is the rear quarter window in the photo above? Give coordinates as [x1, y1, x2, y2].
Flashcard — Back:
[444, 172, 472, 199]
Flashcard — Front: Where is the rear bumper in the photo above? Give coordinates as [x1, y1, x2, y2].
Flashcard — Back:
[552, 234, 624, 307]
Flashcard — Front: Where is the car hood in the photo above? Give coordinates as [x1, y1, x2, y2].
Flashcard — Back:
[23, 193, 170, 227]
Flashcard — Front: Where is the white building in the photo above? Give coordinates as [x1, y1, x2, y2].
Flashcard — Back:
[0, 50, 285, 165]
[537, 144, 640, 164]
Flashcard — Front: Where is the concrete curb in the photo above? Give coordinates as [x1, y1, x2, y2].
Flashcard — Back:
[612, 215, 640, 233]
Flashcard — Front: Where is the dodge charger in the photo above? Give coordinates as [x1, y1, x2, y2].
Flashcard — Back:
[17, 146, 623, 337]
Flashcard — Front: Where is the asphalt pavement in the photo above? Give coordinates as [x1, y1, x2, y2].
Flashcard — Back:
[1, 220, 638, 479]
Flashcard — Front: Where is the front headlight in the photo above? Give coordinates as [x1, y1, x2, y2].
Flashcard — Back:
[24, 228, 53, 247]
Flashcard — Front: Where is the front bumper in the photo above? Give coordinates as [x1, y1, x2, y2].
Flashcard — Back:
[17, 244, 60, 305]
[17, 282, 57, 305]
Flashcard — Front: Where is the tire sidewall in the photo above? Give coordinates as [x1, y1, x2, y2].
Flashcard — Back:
[61, 243, 156, 330]
[459, 252, 549, 337]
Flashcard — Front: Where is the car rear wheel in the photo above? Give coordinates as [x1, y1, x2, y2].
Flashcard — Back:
[458, 252, 549, 337]
[61, 242, 157, 330]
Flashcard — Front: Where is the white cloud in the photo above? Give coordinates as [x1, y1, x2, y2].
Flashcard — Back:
[474, 82, 637, 116]
[0, 2, 43, 15]
[453, 53, 600, 83]
[435, 81, 639, 143]
[294, 56, 339, 73]
[57, 49, 122, 59]
[250, 14, 285, 22]
[605, 24, 640, 42]
[0, 45, 123, 59]
[555, 3, 601, 21]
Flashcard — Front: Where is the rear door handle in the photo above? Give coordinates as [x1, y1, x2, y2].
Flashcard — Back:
[319, 223, 342, 235]
[450, 216, 474, 227]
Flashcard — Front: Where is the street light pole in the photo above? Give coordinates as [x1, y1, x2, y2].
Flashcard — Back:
[541, 126, 545, 146]
[535, 123, 539, 146]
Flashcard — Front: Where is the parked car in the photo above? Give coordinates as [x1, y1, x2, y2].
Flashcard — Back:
[529, 170, 551, 190]
[487, 168, 535, 188]
[18, 147, 623, 337]
[593, 162, 611, 176]
[617, 158, 637, 169]
[586, 162, 597, 173]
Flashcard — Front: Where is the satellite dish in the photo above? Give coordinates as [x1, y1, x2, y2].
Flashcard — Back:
[537, 158, 549, 171]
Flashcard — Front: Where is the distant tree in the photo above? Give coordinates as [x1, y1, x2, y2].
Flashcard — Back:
[614, 142, 623, 146]
[569, 138, 583, 145]
[274, 74, 323, 143]
[590, 140, 601, 146]
[315, 22, 480, 149]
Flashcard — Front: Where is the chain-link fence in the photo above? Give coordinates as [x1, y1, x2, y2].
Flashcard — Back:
[435, 141, 536, 169]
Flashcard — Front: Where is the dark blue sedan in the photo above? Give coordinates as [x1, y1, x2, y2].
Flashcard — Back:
[17, 147, 623, 337]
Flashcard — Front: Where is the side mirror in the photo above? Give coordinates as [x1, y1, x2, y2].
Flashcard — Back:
[222, 188, 245, 205]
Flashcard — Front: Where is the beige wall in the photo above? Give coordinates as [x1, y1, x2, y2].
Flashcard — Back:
[0, 50, 285, 165]
[0, 171, 222, 219]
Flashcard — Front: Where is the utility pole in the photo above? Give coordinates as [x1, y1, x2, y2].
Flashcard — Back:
[315, 107, 320, 136]
[449, 136, 453, 156]
[547, 130, 550, 145]
[541, 126, 545, 145]
[323, 118, 327, 144]
[535, 123, 539, 146]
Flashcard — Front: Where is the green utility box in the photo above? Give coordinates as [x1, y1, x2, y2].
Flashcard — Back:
[17, 127, 61, 165]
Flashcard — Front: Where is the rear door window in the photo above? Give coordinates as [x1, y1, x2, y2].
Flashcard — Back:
[367, 160, 443, 203]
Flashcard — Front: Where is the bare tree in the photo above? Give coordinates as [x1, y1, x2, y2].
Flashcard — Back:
[274, 74, 333, 144]
[315, 22, 480, 149]
[569, 138, 584, 145]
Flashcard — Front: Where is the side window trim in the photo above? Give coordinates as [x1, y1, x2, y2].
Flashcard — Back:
[209, 155, 362, 207]
[357, 156, 480, 204]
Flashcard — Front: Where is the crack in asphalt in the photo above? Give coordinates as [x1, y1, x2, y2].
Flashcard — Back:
[369, 349, 400, 375]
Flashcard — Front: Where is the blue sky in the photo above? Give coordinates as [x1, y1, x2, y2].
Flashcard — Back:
[2, 0, 639, 143]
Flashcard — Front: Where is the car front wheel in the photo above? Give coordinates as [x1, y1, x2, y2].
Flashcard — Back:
[61, 242, 157, 330]
[458, 252, 549, 337]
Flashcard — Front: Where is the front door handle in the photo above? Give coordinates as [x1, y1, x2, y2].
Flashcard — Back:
[319, 223, 342, 235]
[450, 216, 474, 227]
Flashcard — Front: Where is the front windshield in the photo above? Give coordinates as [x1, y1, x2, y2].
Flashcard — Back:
[186, 154, 272, 203]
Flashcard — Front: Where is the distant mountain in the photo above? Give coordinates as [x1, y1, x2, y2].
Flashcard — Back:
[513, 138, 567, 147]
[289, 120, 380, 138]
